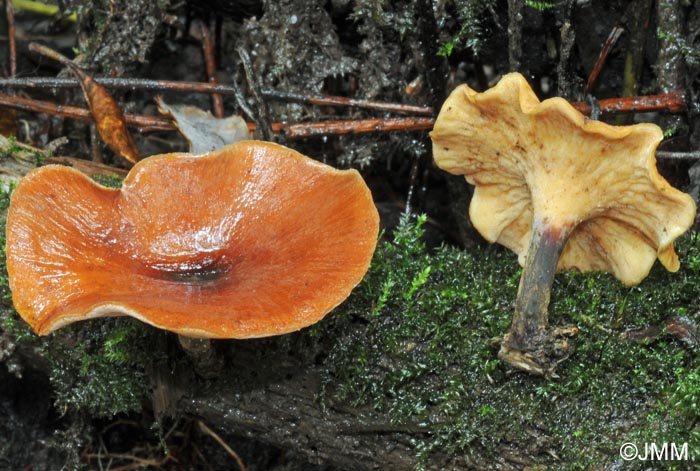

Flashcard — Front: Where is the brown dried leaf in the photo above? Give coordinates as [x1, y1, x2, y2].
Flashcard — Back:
[28, 43, 141, 164]
[621, 315, 698, 347]
[156, 97, 250, 153]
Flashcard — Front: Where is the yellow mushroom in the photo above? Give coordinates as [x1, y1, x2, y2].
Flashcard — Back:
[430, 73, 696, 375]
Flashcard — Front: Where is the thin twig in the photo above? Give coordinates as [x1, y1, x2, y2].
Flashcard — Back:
[655, 150, 700, 160]
[0, 76, 685, 117]
[5, 0, 16, 77]
[0, 76, 434, 115]
[197, 20, 224, 118]
[198, 420, 247, 471]
[570, 91, 687, 116]
[0, 75, 687, 117]
[266, 89, 433, 115]
[237, 46, 273, 141]
[405, 156, 420, 215]
[0, 92, 176, 131]
[585, 25, 624, 95]
[282, 117, 434, 139]
[230, 85, 258, 124]
[83, 452, 168, 468]
[0, 91, 690, 140]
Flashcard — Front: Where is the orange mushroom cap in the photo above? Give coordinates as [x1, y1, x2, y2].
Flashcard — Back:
[431, 73, 696, 286]
[6, 141, 379, 338]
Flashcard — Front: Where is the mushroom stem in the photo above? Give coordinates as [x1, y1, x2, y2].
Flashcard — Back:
[499, 219, 578, 375]
[178, 335, 224, 379]
[509, 220, 570, 348]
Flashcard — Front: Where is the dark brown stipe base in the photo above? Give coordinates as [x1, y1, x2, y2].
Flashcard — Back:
[498, 220, 579, 376]
[507, 222, 570, 350]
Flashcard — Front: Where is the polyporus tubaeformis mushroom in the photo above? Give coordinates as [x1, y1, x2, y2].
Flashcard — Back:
[430, 73, 696, 376]
[6, 140, 379, 338]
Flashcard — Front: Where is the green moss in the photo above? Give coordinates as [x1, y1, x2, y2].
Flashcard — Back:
[90, 173, 124, 188]
[45, 319, 150, 417]
[437, 0, 498, 57]
[0, 135, 49, 166]
[350, 0, 417, 40]
[323, 215, 700, 468]
[525, 0, 559, 11]
[657, 27, 700, 68]
[0, 135, 21, 159]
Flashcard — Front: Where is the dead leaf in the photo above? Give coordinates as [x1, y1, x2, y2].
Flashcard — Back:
[28, 42, 141, 164]
[620, 315, 698, 347]
[156, 97, 250, 153]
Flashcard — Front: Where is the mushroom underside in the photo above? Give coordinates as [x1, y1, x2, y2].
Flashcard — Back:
[430, 73, 696, 376]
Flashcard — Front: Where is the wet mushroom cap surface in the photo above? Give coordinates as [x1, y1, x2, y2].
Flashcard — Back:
[7, 140, 379, 338]
[430, 73, 696, 286]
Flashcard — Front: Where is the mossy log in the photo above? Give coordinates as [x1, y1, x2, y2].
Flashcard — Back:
[170, 340, 530, 471]
[4, 330, 529, 471]
[181, 365, 436, 470]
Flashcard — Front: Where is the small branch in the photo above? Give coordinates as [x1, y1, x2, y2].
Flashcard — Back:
[584, 25, 624, 95]
[655, 150, 700, 161]
[282, 117, 434, 139]
[6, 0, 17, 77]
[197, 20, 224, 119]
[46, 156, 129, 177]
[0, 92, 175, 131]
[556, 0, 576, 98]
[0, 77, 686, 118]
[237, 46, 273, 141]
[0, 91, 689, 141]
[0, 77, 434, 115]
[198, 420, 247, 471]
[0, 92, 428, 138]
[83, 452, 169, 468]
[570, 91, 687, 115]
[266, 89, 433, 115]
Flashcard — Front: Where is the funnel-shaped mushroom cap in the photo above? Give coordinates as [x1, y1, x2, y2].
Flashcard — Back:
[431, 73, 696, 286]
[7, 141, 379, 338]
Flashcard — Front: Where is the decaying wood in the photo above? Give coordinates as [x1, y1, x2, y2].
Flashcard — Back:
[177, 343, 525, 471]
